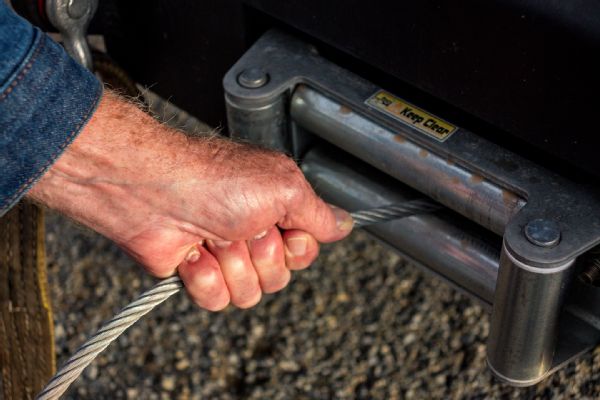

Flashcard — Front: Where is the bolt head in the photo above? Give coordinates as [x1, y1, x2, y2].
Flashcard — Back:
[524, 219, 561, 248]
[237, 68, 269, 88]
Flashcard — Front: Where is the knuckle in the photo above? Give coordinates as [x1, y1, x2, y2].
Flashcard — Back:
[285, 173, 311, 205]
[190, 268, 220, 291]
[267, 153, 313, 210]
[195, 297, 229, 312]
[276, 155, 303, 183]
[274, 152, 298, 172]
[263, 270, 291, 294]
[234, 289, 262, 309]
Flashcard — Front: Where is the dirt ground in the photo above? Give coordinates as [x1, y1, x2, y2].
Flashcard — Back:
[46, 211, 600, 399]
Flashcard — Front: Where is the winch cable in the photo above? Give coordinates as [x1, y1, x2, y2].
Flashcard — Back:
[36, 200, 441, 399]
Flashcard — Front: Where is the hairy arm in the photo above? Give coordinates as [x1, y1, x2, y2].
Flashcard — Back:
[27, 90, 353, 310]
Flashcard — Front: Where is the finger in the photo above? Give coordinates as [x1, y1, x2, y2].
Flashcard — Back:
[178, 245, 230, 311]
[279, 192, 354, 243]
[247, 227, 291, 293]
[206, 240, 262, 309]
[282, 230, 320, 270]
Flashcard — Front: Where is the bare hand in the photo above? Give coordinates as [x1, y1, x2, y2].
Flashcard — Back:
[28, 91, 353, 310]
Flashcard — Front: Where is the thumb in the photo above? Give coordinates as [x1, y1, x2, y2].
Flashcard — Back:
[278, 195, 353, 243]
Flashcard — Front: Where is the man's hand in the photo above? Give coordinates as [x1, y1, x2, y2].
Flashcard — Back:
[27, 91, 353, 310]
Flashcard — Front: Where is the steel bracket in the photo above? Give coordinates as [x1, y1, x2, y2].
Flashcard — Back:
[223, 30, 600, 386]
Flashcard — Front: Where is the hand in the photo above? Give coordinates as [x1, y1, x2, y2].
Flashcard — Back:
[27, 90, 353, 310]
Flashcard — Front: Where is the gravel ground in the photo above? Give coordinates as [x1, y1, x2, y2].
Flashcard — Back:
[45, 211, 600, 399]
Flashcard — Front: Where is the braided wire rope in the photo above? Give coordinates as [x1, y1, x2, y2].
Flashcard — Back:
[36, 200, 440, 399]
[350, 200, 441, 228]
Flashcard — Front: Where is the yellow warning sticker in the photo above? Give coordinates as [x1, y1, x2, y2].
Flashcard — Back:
[365, 90, 457, 141]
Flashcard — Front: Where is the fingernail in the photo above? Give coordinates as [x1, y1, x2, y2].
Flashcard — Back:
[253, 230, 268, 240]
[331, 206, 354, 231]
[213, 240, 232, 248]
[286, 236, 307, 256]
[186, 247, 201, 263]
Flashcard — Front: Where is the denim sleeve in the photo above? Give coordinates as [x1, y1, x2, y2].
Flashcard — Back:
[0, 3, 102, 216]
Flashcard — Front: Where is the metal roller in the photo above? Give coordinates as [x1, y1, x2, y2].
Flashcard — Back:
[301, 146, 501, 305]
[291, 86, 526, 236]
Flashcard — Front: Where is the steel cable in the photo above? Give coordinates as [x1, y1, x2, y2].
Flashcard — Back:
[36, 199, 440, 399]
[350, 200, 441, 228]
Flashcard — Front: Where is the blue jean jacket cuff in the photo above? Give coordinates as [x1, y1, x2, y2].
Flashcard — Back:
[0, 30, 103, 216]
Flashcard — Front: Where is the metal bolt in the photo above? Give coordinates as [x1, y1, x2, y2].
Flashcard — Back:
[67, 0, 89, 19]
[237, 68, 269, 88]
[524, 219, 561, 247]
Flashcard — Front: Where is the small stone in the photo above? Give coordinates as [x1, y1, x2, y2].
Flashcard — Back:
[336, 291, 350, 302]
[403, 333, 417, 345]
[279, 360, 301, 372]
[228, 354, 239, 364]
[252, 323, 266, 336]
[326, 316, 338, 329]
[176, 358, 190, 371]
[86, 365, 98, 380]
[55, 323, 65, 340]
[161, 375, 176, 391]
[435, 374, 446, 385]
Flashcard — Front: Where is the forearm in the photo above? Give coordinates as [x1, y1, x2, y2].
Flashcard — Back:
[28, 92, 181, 241]
[27, 91, 224, 244]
